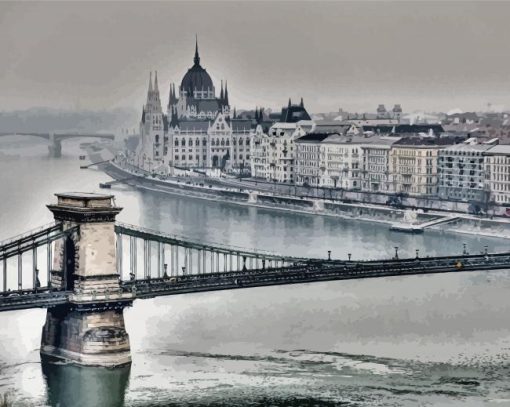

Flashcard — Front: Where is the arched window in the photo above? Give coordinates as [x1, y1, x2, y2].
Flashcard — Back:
[195, 139, 200, 146]
[188, 139, 193, 146]
[239, 139, 243, 146]
[226, 139, 230, 146]
[155, 134, 159, 143]
[175, 139, 179, 146]
[233, 139, 237, 145]
[202, 138, 207, 146]
[221, 139, 225, 146]
[246, 139, 250, 146]
[181, 139, 186, 146]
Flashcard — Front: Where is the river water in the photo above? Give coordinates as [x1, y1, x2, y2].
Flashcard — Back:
[0, 136, 509, 406]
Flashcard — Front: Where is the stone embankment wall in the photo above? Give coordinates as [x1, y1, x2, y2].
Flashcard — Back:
[106, 164, 440, 225]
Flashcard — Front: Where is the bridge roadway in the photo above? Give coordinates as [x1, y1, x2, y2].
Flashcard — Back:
[1, 251, 506, 312]
[123, 252, 510, 299]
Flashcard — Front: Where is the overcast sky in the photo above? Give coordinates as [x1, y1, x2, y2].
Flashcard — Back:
[1, 1, 509, 113]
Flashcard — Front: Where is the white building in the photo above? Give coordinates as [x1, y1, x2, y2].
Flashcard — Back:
[250, 99, 312, 183]
[485, 144, 510, 205]
[361, 137, 401, 192]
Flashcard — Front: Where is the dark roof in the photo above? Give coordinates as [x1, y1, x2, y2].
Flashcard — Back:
[394, 135, 462, 146]
[280, 104, 311, 123]
[178, 120, 209, 132]
[362, 124, 445, 135]
[186, 99, 220, 113]
[295, 132, 339, 142]
[231, 119, 252, 132]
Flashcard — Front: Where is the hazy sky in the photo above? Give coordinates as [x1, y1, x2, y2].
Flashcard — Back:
[1, 1, 509, 113]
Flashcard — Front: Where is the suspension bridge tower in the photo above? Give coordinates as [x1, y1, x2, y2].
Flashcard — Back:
[40, 193, 133, 367]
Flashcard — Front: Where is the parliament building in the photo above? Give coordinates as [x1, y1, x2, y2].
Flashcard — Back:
[137, 39, 261, 171]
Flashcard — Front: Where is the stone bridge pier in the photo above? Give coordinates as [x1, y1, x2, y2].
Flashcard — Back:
[40, 193, 133, 367]
[47, 133, 62, 158]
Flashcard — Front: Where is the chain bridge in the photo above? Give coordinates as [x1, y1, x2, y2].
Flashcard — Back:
[0, 192, 509, 366]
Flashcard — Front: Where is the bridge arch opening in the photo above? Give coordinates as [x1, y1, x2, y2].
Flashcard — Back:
[64, 236, 76, 291]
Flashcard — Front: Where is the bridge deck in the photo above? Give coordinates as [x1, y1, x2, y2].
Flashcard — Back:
[1, 253, 508, 311]
[123, 253, 510, 299]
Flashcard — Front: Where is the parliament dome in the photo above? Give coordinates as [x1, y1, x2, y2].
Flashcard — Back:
[180, 40, 214, 92]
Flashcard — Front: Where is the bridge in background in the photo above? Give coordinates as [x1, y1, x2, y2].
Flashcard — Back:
[0, 132, 115, 157]
[0, 192, 508, 367]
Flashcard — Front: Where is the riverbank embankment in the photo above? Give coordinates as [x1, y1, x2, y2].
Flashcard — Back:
[92, 158, 510, 240]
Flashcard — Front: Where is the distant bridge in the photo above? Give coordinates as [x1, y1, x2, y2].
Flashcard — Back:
[0, 192, 508, 367]
[0, 132, 115, 157]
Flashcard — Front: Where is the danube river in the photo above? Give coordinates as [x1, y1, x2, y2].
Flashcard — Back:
[0, 136, 509, 406]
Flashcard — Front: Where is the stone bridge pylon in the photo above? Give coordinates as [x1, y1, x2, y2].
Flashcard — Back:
[40, 193, 133, 367]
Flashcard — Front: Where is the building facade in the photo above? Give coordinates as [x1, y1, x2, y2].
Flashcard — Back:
[389, 137, 455, 196]
[485, 145, 510, 205]
[437, 141, 494, 203]
[295, 133, 330, 186]
[250, 99, 311, 183]
[361, 137, 400, 192]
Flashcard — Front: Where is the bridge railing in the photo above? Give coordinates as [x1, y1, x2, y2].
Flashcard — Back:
[115, 222, 315, 282]
[0, 223, 77, 294]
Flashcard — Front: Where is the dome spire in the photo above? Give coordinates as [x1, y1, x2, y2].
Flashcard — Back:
[194, 34, 200, 66]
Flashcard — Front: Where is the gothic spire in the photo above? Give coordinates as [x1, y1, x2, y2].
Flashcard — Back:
[224, 80, 229, 105]
[233, 107, 237, 119]
[288, 98, 291, 108]
[148, 72, 153, 94]
[220, 80, 224, 100]
[194, 34, 200, 66]
[300, 97, 304, 107]
[154, 71, 159, 92]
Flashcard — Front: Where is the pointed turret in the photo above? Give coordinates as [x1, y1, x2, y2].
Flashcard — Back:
[148, 72, 153, 94]
[233, 107, 237, 119]
[220, 80, 224, 100]
[154, 71, 159, 92]
[300, 97, 304, 107]
[194, 34, 200, 66]
[288, 98, 291, 108]
[224, 80, 229, 105]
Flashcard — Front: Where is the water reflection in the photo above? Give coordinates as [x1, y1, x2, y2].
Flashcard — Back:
[42, 361, 130, 407]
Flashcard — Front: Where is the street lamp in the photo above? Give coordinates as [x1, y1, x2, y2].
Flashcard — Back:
[394, 246, 399, 260]
[327, 250, 331, 261]
[415, 249, 419, 259]
[462, 243, 467, 255]
[348, 253, 352, 261]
